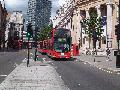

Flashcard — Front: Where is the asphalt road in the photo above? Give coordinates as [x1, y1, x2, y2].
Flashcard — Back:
[1, 49, 120, 90]
[0, 49, 28, 83]
[51, 58, 120, 90]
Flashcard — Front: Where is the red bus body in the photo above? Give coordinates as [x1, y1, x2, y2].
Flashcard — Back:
[37, 40, 49, 54]
[13, 40, 22, 49]
[38, 28, 72, 59]
[71, 44, 79, 56]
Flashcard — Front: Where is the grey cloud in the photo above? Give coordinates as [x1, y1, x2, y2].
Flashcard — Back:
[50, 0, 60, 18]
[4, 0, 61, 18]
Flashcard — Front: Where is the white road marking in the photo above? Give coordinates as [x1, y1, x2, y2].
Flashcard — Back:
[84, 62, 86, 64]
[78, 84, 81, 86]
[0, 75, 7, 77]
[30, 53, 33, 55]
[59, 75, 61, 78]
[108, 71, 111, 74]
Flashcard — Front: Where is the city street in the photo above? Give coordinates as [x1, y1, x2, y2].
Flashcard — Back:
[0, 49, 27, 83]
[35, 51, 120, 90]
[0, 0, 120, 89]
[52, 58, 120, 90]
[0, 49, 120, 90]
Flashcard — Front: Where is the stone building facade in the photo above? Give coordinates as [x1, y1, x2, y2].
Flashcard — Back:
[73, 0, 119, 51]
[5, 11, 24, 48]
[54, 0, 119, 52]
[0, 1, 7, 49]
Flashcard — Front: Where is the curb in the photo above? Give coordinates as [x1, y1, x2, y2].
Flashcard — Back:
[74, 56, 120, 75]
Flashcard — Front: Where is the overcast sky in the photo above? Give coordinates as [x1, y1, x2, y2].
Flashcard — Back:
[0, 0, 66, 19]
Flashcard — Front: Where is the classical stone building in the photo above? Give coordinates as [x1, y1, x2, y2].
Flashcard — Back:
[5, 11, 24, 48]
[54, 0, 119, 52]
[73, 0, 119, 51]
[0, 1, 7, 49]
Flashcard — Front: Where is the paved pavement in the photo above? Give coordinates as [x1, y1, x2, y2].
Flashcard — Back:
[0, 58, 69, 90]
[74, 49, 120, 73]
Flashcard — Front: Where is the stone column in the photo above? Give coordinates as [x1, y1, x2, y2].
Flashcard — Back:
[85, 9, 89, 48]
[73, 10, 77, 44]
[106, 3, 113, 48]
[86, 9, 89, 18]
[96, 5, 101, 17]
[77, 9, 80, 46]
[68, 19, 71, 30]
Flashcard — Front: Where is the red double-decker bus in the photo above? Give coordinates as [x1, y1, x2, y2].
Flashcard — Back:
[38, 28, 72, 59]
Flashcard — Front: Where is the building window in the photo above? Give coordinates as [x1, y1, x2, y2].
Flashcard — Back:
[73, 25, 74, 31]
[116, 5, 119, 22]
[83, 37, 85, 44]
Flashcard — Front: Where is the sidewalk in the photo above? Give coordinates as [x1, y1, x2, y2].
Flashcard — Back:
[0, 59, 69, 90]
[74, 50, 120, 73]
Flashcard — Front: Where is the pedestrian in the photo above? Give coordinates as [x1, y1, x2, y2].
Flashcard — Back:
[106, 48, 111, 61]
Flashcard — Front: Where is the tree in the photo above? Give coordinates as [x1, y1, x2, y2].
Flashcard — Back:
[37, 24, 53, 41]
[82, 8, 104, 49]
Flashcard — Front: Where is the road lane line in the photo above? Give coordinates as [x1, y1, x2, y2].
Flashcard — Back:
[0, 75, 7, 77]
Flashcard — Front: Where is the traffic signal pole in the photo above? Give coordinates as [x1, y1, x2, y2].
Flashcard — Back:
[26, 23, 33, 67]
[27, 37, 30, 67]
[34, 27, 38, 61]
[118, 0, 120, 51]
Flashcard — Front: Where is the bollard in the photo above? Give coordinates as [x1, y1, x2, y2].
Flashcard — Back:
[94, 58, 95, 62]
[116, 54, 120, 68]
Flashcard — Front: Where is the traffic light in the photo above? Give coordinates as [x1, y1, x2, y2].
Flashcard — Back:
[26, 23, 33, 38]
[115, 24, 120, 40]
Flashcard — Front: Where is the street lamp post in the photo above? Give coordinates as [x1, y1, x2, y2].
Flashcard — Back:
[80, 21, 83, 47]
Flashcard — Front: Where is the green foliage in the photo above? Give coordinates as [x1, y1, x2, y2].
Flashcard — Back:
[82, 8, 103, 40]
[81, 8, 104, 48]
[37, 24, 53, 41]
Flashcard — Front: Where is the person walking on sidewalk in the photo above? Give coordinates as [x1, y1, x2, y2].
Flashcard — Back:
[106, 48, 111, 61]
